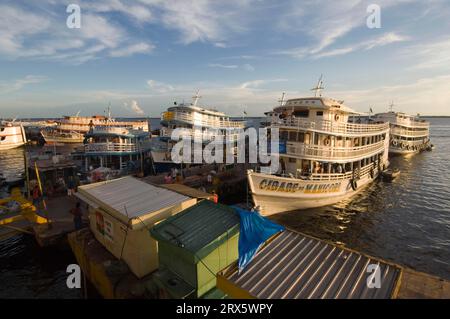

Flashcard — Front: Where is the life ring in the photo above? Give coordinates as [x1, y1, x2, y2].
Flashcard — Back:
[401, 143, 406, 149]
[350, 179, 358, 191]
[370, 168, 374, 179]
[392, 140, 398, 146]
[324, 138, 331, 146]
[335, 114, 340, 121]
[407, 145, 411, 151]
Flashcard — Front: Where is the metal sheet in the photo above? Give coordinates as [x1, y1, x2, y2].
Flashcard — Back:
[151, 200, 239, 256]
[78, 176, 190, 219]
[222, 230, 402, 299]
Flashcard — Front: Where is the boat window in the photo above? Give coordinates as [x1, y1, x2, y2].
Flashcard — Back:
[1, 136, 5, 141]
[298, 132, 305, 143]
[316, 111, 323, 116]
[293, 110, 309, 118]
[288, 131, 297, 141]
[280, 130, 288, 141]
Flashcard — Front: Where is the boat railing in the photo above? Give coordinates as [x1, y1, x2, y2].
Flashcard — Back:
[85, 141, 151, 153]
[161, 111, 245, 128]
[272, 118, 389, 134]
[391, 127, 429, 137]
[252, 162, 378, 181]
[393, 118, 429, 128]
[57, 122, 148, 132]
[391, 138, 430, 146]
[160, 127, 241, 142]
[285, 140, 386, 161]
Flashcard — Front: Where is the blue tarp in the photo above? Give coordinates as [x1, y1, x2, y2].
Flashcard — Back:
[232, 206, 285, 273]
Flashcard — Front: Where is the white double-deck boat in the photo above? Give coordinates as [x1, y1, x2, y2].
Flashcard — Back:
[0, 120, 27, 150]
[373, 105, 431, 155]
[76, 126, 152, 173]
[151, 92, 246, 172]
[41, 112, 149, 144]
[247, 82, 390, 215]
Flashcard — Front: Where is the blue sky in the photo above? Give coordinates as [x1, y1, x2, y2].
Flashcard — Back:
[0, 0, 449, 117]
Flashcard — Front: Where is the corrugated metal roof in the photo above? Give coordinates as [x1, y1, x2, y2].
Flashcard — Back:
[220, 230, 402, 299]
[151, 200, 239, 256]
[78, 176, 190, 219]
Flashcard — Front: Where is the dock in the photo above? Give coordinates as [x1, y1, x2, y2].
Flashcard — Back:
[0, 188, 48, 240]
[32, 195, 88, 247]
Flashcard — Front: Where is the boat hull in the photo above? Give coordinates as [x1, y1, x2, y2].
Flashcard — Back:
[0, 125, 26, 150]
[0, 142, 25, 150]
[248, 166, 384, 216]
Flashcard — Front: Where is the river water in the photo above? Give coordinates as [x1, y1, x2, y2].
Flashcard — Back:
[0, 117, 449, 298]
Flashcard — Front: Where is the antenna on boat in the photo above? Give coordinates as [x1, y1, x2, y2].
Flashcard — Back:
[278, 92, 286, 106]
[311, 75, 324, 97]
[192, 90, 201, 106]
[389, 101, 394, 112]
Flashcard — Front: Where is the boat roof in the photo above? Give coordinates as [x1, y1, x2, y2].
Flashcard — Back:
[274, 97, 362, 115]
[86, 127, 149, 138]
[167, 104, 227, 117]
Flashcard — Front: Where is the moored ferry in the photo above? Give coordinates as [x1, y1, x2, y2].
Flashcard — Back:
[0, 120, 27, 150]
[74, 125, 152, 174]
[247, 82, 390, 215]
[41, 112, 149, 144]
[373, 106, 431, 155]
[150, 92, 246, 173]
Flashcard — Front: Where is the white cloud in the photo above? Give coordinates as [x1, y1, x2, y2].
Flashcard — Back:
[325, 75, 450, 115]
[84, 0, 153, 23]
[243, 64, 255, 71]
[110, 42, 154, 57]
[277, 0, 415, 59]
[400, 38, 450, 70]
[208, 63, 255, 71]
[0, 3, 154, 63]
[208, 63, 239, 69]
[124, 100, 145, 115]
[0, 75, 48, 95]
[313, 32, 409, 59]
[239, 79, 287, 89]
[147, 80, 175, 93]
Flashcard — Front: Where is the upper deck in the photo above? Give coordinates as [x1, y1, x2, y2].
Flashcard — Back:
[270, 97, 389, 136]
[161, 105, 245, 129]
[56, 116, 149, 132]
[374, 112, 429, 129]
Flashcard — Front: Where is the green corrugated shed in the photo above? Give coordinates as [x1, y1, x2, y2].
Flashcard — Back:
[150, 200, 240, 298]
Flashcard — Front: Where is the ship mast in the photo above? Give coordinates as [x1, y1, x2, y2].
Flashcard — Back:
[278, 92, 286, 106]
[311, 75, 324, 97]
[192, 90, 201, 106]
[389, 101, 394, 112]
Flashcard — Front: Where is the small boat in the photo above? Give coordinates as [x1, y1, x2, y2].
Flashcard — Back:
[381, 168, 400, 180]
[426, 144, 435, 151]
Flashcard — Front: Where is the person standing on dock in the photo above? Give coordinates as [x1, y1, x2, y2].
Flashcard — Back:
[70, 202, 83, 230]
[32, 184, 42, 213]
[67, 176, 75, 196]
